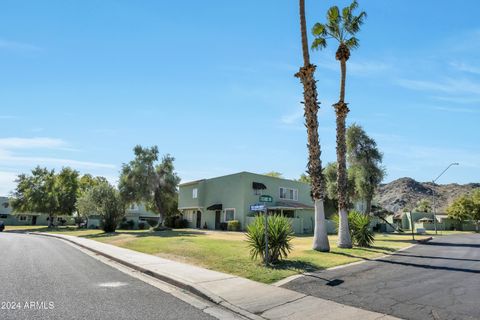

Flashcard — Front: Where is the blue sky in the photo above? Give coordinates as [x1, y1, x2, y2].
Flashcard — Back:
[1, 0, 479, 195]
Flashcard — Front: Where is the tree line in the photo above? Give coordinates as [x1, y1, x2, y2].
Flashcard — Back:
[10, 145, 180, 232]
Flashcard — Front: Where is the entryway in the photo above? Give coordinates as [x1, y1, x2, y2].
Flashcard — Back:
[196, 211, 202, 228]
[215, 211, 221, 230]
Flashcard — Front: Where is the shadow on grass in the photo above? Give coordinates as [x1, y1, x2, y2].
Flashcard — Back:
[271, 259, 320, 273]
[6, 226, 76, 233]
[81, 229, 208, 239]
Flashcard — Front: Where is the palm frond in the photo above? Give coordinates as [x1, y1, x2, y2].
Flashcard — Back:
[345, 37, 359, 49]
[346, 11, 367, 34]
[327, 6, 341, 25]
[349, 0, 359, 12]
[312, 23, 327, 37]
[311, 37, 327, 50]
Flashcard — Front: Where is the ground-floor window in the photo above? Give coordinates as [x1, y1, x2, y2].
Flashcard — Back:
[224, 208, 235, 221]
[18, 216, 27, 221]
[283, 210, 295, 218]
[0, 214, 7, 219]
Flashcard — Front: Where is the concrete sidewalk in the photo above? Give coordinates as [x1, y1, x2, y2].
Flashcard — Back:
[31, 232, 400, 320]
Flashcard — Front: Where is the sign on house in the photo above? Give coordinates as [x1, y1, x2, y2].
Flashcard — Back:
[250, 204, 266, 211]
[259, 195, 273, 203]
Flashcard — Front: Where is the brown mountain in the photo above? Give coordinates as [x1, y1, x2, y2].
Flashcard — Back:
[374, 177, 480, 214]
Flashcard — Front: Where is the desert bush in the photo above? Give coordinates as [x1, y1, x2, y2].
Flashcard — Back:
[245, 215, 293, 264]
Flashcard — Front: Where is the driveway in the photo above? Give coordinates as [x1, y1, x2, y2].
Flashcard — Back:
[0, 232, 216, 320]
[282, 233, 480, 320]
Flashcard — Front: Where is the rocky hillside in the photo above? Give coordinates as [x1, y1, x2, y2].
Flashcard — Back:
[374, 177, 480, 215]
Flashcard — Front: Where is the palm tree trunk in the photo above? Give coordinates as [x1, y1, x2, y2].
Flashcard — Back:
[335, 57, 352, 248]
[297, 0, 329, 252]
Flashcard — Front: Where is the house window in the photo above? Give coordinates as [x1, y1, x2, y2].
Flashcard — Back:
[254, 189, 261, 195]
[283, 210, 295, 218]
[279, 187, 298, 201]
[192, 188, 198, 199]
[224, 208, 235, 222]
[18, 216, 27, 221]
[0, 214, 7, 218]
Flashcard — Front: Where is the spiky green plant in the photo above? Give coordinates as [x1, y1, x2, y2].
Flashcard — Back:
[245, 215, 294, 264]
[332, 210, 374, 247]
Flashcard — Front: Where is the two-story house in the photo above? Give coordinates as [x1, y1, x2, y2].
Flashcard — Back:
[178, 171, 336, 234]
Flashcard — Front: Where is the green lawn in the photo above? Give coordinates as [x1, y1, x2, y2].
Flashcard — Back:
[3, 226, 438, 283]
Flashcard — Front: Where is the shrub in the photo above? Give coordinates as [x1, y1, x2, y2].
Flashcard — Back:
[119, 219, 135, 230]
[138, 221, 146, 230]
[245, 215, 293, 265]
[349, 211, 375, 247]
[333, 211, 375, 247]
[227, 220, 241, 231]
[145, 218, 159, 228]
[164, 216, 176, 228]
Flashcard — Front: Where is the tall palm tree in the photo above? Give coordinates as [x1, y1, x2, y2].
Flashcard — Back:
[311, 0, 366, 248]
[296, 0, 329, 252]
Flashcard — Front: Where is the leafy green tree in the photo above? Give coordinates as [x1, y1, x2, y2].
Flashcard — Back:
[296, 0, 329, 252]
[346, 124, 384, 214]
[447, 190, 480, 232]
[415, 199, 432, 213]
[119, 145, 180, 227]
[297, 173, 311, 184]
[311, 0, 366, 248]
[11, 167, 58, 227]
[78, 181, 125, 232]
[264, 171, 283, 178]
[55, 167, 80, 216]
[447, 195, 473, 222]
[323, 162, 355, 205]
[471, 189, 480, 232]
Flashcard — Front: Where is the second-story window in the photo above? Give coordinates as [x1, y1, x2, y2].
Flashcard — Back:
[279, 187, 298, 201]
[192, 188, 198, 199]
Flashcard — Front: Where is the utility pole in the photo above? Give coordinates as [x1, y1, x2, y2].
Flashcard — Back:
[432, 163, 459, 235]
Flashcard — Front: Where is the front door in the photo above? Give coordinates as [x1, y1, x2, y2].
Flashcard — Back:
[215, 211, 221, 230]
[196, 211, 202, 228]
[31, 216, 37, 226]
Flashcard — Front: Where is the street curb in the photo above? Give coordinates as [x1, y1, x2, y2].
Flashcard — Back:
[29, 232, 262, 320]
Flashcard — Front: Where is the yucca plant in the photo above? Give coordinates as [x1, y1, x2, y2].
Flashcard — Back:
[332, 210, 374, 247]
[349, 211, 374, 247]
[245, 215, 294, 264]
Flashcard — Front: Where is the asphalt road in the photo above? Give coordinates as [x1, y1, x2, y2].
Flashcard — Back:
[0, 232, 216, 320]
[282, 233, 480, 320]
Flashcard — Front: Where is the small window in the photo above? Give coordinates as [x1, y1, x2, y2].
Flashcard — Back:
[279, 187, 298, 201]
[224, 208, 235, 222]
[19, 216, 27, 221]
[254, 189, 261, 195]
[192, 188, 198, 199]
[0, 214, 7, 219]
[283, 210, 295, 218]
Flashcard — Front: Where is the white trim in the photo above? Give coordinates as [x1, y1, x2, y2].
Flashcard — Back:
[278, 187, 298, 201]
[224, 208, 236, 222]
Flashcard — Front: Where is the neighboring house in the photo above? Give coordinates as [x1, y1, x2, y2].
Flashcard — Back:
[0, 196, 74, 226]
[178, 172, 337, 234]
[86, 203, 160, 229]
[387, 211, 477, 231]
